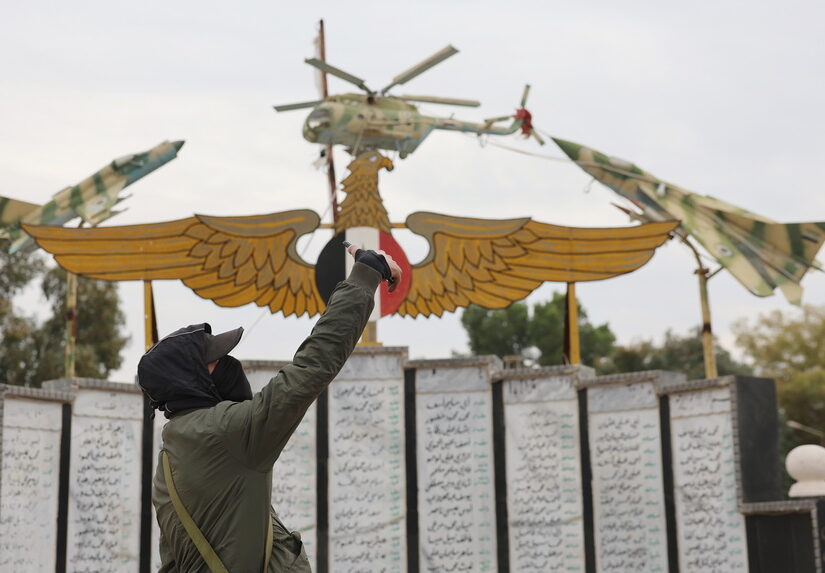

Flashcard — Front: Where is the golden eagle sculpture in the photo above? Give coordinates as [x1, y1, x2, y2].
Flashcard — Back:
[23, 151, 677, 319]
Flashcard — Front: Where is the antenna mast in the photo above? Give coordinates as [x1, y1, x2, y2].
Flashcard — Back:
[317, 19, 339, 223]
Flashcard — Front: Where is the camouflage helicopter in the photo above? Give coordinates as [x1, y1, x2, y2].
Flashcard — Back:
[273, 45, 543, 158]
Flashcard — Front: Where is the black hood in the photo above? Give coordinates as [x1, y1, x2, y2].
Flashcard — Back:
[138, 323, 223, 417]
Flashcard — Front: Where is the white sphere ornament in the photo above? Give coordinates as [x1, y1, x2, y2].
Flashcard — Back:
[787, 444, 825, 497]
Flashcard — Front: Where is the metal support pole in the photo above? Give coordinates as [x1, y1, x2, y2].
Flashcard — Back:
[143, 281, 157, 351]
[565, 282, 581, 365]
[681, 236, 718, 378]
[64, 271, 78, 377]
[64, 220, 85, 378]
[696, 267, 718, 378]
[317, 19, 339, 223]
[358, 320, 381, 346]
[140, 280, 158, 573]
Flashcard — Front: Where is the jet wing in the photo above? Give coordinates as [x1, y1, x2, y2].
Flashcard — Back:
[72, 188, 124, 226]
[706, 207, 825, 269]
[0, 196, 40, 226]
[683, 202, 823, 303]
[690, 194, 774, 223]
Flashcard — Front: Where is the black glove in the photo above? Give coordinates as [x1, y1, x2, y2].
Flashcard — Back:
[352, 248, 393, 282]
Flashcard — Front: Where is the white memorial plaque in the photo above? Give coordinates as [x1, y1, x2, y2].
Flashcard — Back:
[328, 351, 406, 572]
[416, 365, 497, 572]
[589, 382, 668, 572]
[670, 387, 748, 572]
[504, 376, 584, 572]
[0, 397, 63, 572]
[67, 388, 143, 572]
[247, 364, 317, 570]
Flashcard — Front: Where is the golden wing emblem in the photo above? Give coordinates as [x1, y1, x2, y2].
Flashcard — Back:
[23, 210, 325, 317]
[397, 211, 678, 317]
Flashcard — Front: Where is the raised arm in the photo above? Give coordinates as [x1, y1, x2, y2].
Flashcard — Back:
[218, 251, 400, 470]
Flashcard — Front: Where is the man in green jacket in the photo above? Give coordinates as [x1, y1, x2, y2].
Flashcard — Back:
[138, 246, 401, 572]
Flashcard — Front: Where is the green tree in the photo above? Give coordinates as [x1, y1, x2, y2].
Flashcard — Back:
[461, 302, 531, 358]
[460, 293, 616, 367]
[0, 312, 42, 386]
[0, 246, 129, 386]
[0, 239, 45, 385]
[602, 327, 752, 380]
[30, 267, 130, 383]
[733, 306, 825, 377]
[731, 305, 825, 491]
[0, 239, 44, 317]
[529, 292, 616, 367]
[733, 306, 825, 444]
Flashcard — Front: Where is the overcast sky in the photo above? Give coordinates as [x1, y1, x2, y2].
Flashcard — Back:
[3, 0, 824, 382]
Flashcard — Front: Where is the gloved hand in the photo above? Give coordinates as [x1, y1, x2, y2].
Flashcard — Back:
[353, 249, 392, 281]
[344, 243, 401, 292]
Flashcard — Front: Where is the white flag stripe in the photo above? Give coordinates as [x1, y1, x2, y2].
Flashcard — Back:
[345, 226, 381, 321]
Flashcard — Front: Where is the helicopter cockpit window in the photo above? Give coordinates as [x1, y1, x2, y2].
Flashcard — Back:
[307, 108, 331, 129]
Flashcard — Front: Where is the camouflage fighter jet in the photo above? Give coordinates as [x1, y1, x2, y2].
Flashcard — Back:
[0, 140, 184, 253]
[274, 45, 543, 158]
[554, 137, 825, 304]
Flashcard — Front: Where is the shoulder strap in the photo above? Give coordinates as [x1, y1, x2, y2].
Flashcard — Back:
[162, 451, 274, 573]
[162, 451, 230, 573]
[265, 510, 273, 571]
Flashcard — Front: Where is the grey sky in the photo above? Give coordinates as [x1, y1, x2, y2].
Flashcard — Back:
[3, 0, 824, 381]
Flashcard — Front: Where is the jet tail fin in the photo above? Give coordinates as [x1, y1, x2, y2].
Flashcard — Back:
[760, 220, 825, 270]
[721, 212, 825, 277]
[779, 282, 803, 306]
[0, 196, 41, 226]
[716, 217, 825, 304]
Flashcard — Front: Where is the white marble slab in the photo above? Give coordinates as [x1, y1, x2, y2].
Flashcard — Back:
[416, 365, 497, 572]
[66, 389, 143, 572]
[328, 353, 406, 572]
[335, 352, 405, 381]
[0, 398, 63, 572]
[670, 387, 748, 572]
[589, 382, 668, 572]
[504, 376, 584, 572]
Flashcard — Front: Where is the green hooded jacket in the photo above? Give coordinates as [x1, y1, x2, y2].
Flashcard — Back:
[153, 263, 380, 572]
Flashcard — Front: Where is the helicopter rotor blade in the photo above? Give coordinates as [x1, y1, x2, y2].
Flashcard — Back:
[520, 84, 531, 107]
[304, 58, 372, 93]
[381, 45, 459, 94]
[398, 94, 480, 107]
[273, 100, 325, 112]
[483, 115, 512, 124]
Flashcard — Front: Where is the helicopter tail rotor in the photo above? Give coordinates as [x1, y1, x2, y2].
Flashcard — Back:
[520, 84, 531, 107]
[515, 84, 545, 145]
[484, 115, 511, 124]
